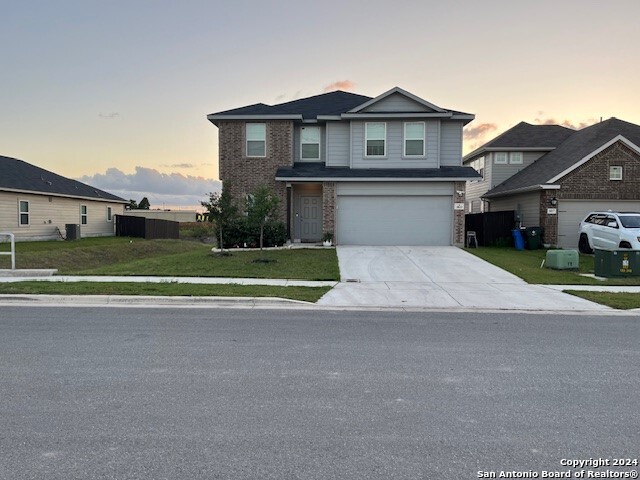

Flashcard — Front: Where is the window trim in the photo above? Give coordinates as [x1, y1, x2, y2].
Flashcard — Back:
[509, 152, 523, 165]
[300, 126, 321, 160]
[246, 123, 266, 158]
[494, 152, 508, 164]
[18, 199, 29, 227]
[365, 122, 386, 158]
[403, 121, 425, 157]
[610, 165, 623, 181]
[80, 204, 88, 225]
[107, 206, 113, 222]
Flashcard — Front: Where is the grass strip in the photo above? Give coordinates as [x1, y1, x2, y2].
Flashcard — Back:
[465, 247, 640, 286]
[0, 281, 331, 303]
[564, 290, 640, 310]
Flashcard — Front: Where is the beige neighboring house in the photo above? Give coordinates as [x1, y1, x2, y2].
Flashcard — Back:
[1, 155, 127, 241]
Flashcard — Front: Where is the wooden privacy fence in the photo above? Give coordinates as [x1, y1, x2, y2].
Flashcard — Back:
[465, 211, 516, 247]
[116, 215, 179, 240]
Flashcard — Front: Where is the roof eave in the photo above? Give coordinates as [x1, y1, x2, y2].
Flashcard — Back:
[207, 113, 304, 125]
[483, 184, 560, 199]
[0, 186, 128, 203]
[348, 87, 446, 113]
[275, 176, 480, 182]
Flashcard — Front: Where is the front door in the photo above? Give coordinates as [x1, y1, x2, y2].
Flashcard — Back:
[298, 195, 322, 241]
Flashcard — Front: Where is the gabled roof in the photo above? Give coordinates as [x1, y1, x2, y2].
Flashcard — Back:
[275, 163, 481, 181]
[208, 87, 474, 124]
[208, 91, 372, 121]
[485, 118, 640, 197]
[347, 86, 445, 113]
[0, 155, 127, 203]
[464, 122, 575, 161]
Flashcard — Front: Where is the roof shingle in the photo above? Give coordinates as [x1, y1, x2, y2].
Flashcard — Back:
[0, 155, 126, 202]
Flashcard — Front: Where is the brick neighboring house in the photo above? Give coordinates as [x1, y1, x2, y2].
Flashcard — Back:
[463, 118, 640, 247]
[207, 87, 479, 246]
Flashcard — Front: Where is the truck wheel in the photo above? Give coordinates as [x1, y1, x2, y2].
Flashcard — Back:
[578, 234, 593, 254]
[619, 241, 632, 249]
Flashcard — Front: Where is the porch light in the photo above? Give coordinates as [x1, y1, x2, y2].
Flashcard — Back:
[549, 197, 558, 206]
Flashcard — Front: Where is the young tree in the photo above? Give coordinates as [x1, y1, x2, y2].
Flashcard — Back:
[138, 197, 151, 210]
[201, 182, 237, 253]
[246, 185, 280, 255]
[126, 199, 138, 210]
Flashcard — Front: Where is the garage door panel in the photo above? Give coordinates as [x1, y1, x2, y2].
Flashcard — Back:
[558, 200, 640, 248]
[337, 195, 452, 246]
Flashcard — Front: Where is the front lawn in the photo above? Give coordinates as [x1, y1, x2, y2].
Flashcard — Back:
[465, 247, 640, 286]
[0, 237, 340, 281]
[0, 281, 330, 302]
[565, 291, 640, 310]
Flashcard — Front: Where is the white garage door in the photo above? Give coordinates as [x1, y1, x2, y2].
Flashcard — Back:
[558, 200, 640, 248]
[337, 195, 452, 245]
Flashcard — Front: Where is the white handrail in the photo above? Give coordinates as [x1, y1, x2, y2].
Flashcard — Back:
[0, 232, 16, 270]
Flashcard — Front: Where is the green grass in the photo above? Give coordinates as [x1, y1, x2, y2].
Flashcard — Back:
[565, 291, 640, 310]
[465, 247, 640, 286]
[0, 281, 331, 303]
[0, 237, 339, 280]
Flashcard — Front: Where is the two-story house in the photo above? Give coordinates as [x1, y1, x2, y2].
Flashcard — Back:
[463, 118, 640, 247]
[207, 87, 479, 246]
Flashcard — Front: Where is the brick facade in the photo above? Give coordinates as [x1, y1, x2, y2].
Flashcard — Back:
[453, 181, 466, 246]
[539, 141, 640, 245]
[218, 120, 293, 220]
[322, 182, 336, 237]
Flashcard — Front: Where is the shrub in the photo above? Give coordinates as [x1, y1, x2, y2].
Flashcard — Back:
[220, 217, 286, 248]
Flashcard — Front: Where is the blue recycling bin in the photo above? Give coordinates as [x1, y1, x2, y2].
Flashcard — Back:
[512, 229, 525, 251]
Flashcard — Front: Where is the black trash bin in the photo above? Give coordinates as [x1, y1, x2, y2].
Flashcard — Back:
[525, 226, 542, 250]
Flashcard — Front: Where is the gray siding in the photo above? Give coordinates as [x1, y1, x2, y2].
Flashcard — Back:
[440, 122, 463, 166]
[337, 182, 453, 196]
[293, 125, 326, 163]
[490, 151, 546, 187]
[489, 191, 540, 227]
[326, 122, 350, 167]
[465, 153, 492, 212]
[361, 92, 433, 112]
[351, 120, 439, 169]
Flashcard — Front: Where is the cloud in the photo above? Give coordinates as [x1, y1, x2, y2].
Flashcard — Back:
[323, 80, 356, 92]
[463, 123, 497, 141]
[98, 112, 120, 119]
[77, 167, 221, 209]
[534, 117, 598, 130]
[160, 163, 195, 168]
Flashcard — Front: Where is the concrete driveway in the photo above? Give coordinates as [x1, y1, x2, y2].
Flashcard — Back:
[318, 246, 609, 311]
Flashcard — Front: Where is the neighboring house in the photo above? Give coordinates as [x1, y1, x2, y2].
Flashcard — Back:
[0, 155, 127, 240]
[463, 118, 640, 247]
[207, 87, 479, 246]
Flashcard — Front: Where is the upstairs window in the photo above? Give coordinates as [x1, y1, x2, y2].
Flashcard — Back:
[301, 126, 321, 160]
[404, 122, 425, 156]
[509, 152, 523, 164]
[80, 205, 88, 225]
[610, 166, 623, 180]
[494, 152, 508, 164]
[365, 122, 386, 157]
[246, 123, 266, 157]
[19, 200, 29, 226]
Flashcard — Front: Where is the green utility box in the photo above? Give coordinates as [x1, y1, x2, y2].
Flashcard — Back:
[546, 249, 579, 270]
[594, 249, 640, 277]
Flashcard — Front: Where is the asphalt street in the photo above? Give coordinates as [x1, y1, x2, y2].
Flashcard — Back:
[1, 307, 638, 479]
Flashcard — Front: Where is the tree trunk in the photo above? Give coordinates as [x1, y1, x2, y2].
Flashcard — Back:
[219, 225, 223, 252]
[259, 223, 264, 257]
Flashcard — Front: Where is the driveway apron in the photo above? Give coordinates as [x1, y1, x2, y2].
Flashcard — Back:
[318, 246, 609, 311]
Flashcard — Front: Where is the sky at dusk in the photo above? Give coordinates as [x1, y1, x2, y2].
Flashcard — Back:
[2, 0, 639, 209]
